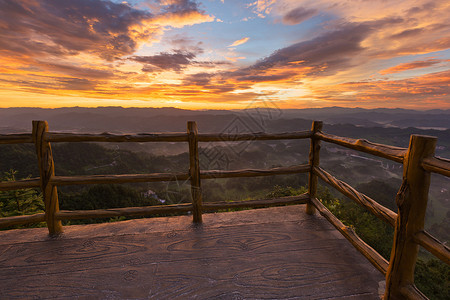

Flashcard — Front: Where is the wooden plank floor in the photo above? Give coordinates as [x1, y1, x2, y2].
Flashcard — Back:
[0, 205, 384, 299]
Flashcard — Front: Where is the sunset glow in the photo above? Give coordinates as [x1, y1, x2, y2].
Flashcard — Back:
[0, 0, 449, 109]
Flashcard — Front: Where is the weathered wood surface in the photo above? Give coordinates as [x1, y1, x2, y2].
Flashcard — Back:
[307, 121, 322, 215]
[422, 156, 450, 177]
[49, 166, 310, 187]
[197, 131, 312, 142]
[311, 197, 389, 275]
[54, 195, 307, 221]
[33, 121, 62, 235]
[0, 205, 384, 299]
[413, 231, 450, 266]
[0, 133, 33, 144]
[56, 203, 193, 220]
[45, 131, 313, 143]
[202, 194, 309, 211]
[0, 178, 41, 191]
[0, 213, 45, 228]
[188, 121, 202, 223]
[201, 164, 310, 179]
[45, 132, 189, 143]
[51, 172, 190, 186]
[314, 166, 397, 226]
[316, 132, 407, 163]
[385, 135, 436, 300]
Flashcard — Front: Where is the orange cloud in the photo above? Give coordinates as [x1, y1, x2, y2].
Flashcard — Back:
[304, 70, 450, 109]
[379, 59, 447, 75]
[228, 37, 250, 47]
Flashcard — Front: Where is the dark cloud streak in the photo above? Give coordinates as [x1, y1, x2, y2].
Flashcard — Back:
[132, 51, 196, 72]
[282, 7, 317, 25]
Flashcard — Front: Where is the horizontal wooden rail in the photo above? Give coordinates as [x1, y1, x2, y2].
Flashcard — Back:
[0, 133, 33, 144]
[45, 132, 189, 143]
[197, 131, 312, 142]
[422, 156, 450, 177]
[413, 231, 450, 265]
[55, 203, 193, 220]
[201, 164, 310, 179]
[310, 197, 389, 275]
[49, 165, 310, 186]
[0, 178, 41, 191]
[0, 213, 46, 228]
[50, 172, 190, 186]
[55, 195, 309, 221]
[316, 132, 407, 163]
[203, 194, 309, 211]
[313, 166, 397, 226]
[45, 131, 313, 143]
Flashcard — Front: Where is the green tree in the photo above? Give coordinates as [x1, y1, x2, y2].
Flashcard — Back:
[0, 170, 44, 217]
[415, 258, 449, 300]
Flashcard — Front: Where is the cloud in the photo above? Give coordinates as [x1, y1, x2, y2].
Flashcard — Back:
[230, 21, 382, 80]
[247, 0, 276, 18]
[228, 37, 250, 47]
[151, 0, 215, 27]
[38, 63, 116, 79]
[236, 73, 297, 83]
[282, 7, 317, 25]
[132, 50, 197, 72]
[0, 0, 157, 61]
[166, 34, 205, 53]
[305, 70, 450, 108]
[379, 59, 447, 75]
[389, 28, 425, 40]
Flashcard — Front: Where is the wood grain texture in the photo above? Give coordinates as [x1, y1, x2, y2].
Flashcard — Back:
[307, 121, 322, 215]
[0, 205, 384, 299]
[45, 131, 313, 143]
[413, 231, 450, 266]
[0, 133, 33, 144]
[314, 166, 397, 226]
[188, 121, 202, 223]
[53, 195, 307, 221]
[45, 132, 189, 143]
[55, 203, 193, 220]
[0, 213, 45, 228]
[49, 166, 309, 187]
[316, 132, 407, 163]
[385, 135, 436, 300]
[311, 197, 389, 275]
[200, 164, 310, 179]
[32, 120, 62, 235]
[422, 156, 450, 177]
[0, 178, 41, 191]
[197, 131, 312, 142]
[202, 194, 308, 211]
[50, 172, 190, 186]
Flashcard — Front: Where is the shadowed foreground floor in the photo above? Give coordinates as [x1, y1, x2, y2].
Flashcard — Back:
[0, 205, 384, 299]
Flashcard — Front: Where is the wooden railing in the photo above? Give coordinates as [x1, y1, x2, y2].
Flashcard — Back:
[0, 120, 449, 300]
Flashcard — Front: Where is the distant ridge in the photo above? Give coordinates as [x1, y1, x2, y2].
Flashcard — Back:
[0, 107, 449, 133]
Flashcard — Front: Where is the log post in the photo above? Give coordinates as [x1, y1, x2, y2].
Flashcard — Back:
[187, 121, 202, 223]
[32, 121, 63, 235]
[384, 135, 437, 299]
[307, 121, 323, 215]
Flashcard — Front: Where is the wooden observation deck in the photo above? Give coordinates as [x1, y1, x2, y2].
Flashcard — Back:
[0, 205, 385, 299]
[0, 120, 449, 299]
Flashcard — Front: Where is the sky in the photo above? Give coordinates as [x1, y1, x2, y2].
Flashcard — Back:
[0, 0, 449, 110]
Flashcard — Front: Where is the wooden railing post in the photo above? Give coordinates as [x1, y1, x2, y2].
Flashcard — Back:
[384, 135, 437, 299]
[307, 121, 323, 215]
[32, 121, 63, 235]
[187, 121, 202, 223]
